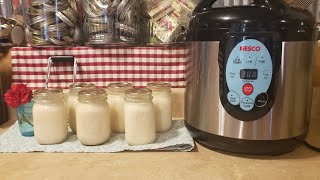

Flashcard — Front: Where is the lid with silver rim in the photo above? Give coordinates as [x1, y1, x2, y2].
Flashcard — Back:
[78, 89, 107, 102]
[125, 88, 153, 102]
[34, 88, 64, 100]
[70, 82, 95, 88]
[147, 82, 172, 93]
[78, 88, 106, 96]
[69, 82, 95, 94]
[107, 82, 133, 94]
[34, 88, 63, 95]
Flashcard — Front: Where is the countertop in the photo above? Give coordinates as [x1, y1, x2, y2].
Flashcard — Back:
[1, 117, 320, 180]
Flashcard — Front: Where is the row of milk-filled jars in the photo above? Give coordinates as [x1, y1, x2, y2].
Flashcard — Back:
[32, 82, 172, 146]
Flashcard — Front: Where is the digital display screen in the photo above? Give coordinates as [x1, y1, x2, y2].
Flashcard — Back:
[240, 69, 258, 80]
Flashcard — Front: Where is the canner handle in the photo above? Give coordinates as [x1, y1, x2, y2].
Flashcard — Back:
[45, 56, 77, 89]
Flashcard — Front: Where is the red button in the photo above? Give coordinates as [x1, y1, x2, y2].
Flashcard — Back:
[242, 83, 254, 95]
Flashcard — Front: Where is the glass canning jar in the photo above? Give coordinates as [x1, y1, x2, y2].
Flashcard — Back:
[76, 89, 110, 146]
[33, 88, 67, 145]
[24, 0, 81, 46]
[115, 0, 150, 45]
[83, 0, 120, 46]
[124, 88, 156, 145]
[107, 82, 133, 133]
[147, 82, 172, 132]
[67, 82, 95, 133]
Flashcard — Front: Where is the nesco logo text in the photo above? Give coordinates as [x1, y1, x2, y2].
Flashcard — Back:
[240, 46, 261, 52]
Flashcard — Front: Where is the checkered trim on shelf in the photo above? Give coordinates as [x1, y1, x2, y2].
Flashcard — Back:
[11, 46, 189, 89]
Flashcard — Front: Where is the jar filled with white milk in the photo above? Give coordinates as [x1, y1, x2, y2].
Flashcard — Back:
[124, 88, 156, 145]
[67, 83, 95, 133]
[33, 88, 67, 145]
[76, 89, 110, 146]
[107, 83, 133, 133]
[147, 83, 172, 132]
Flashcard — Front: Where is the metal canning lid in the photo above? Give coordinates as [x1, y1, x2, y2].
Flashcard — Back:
[62, 8, 77, 23]
[107, 82, 133, 94]
[69, 83, 95, 90]
[78, 89, 107, 101]
[125, 88, 152, 94]
[62, 36, 75, 43]
[0, 28, 10, 38]
[147, 82, 172, 92]
[0, 17, 7, 25]
[125, 88, 153, 102]
[79, 88, 106, 95]
[6, 18, 19, 26]
[56, 11, 75, 28]
[70, 82, 95, 88]
[11, 25, 25, 46]
[34, 88, 64, 98]
[42, 1, 69, 12]
[49, 37, 68, 46]
[69, 83, 95, 95]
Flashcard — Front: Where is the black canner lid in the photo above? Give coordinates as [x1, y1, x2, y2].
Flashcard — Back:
[188, 0, 317, 42]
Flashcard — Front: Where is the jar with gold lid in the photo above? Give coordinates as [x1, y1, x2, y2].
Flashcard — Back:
[76, 89, 110, 146]
[67, 82, 95, 133]
[124, 88, 156, 145]
[147, 82, 172, 132]
[33, 88, 67, 145]
[107, 82, 133, 133]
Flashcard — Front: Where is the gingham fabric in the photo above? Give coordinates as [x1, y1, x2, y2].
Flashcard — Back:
[11, 46, 189, 89]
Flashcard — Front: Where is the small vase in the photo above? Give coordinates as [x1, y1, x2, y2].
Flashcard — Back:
[16, 101, 34, 137]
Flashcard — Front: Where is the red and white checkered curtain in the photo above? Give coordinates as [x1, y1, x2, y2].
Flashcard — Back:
[11, 46, 189, 89]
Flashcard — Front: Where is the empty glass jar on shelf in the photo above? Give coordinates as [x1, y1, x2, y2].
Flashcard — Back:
[115, 0, 150, 45]
[21, 0, 204, 46]
[83, 0, 119, 46]
[24, 0, 81, 46]
[83, 0, 150, 46]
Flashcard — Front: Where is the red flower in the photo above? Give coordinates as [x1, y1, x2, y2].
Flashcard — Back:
[4, 84, 33, 109]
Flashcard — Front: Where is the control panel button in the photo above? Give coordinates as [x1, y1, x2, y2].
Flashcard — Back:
[262, 70, 272, 80]
[255, 93, 268, 107]
[228, 71, 236, 79]
[240, 98, 254, 111]
[227, 91, 240, 106]
[242, 83, 254, 96]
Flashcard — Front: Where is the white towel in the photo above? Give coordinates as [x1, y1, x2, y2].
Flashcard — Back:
[0, 120, 194, 153]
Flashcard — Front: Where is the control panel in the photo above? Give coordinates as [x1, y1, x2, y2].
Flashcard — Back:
[219, 33, 280, 121]
[226, 39, 272, 111]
